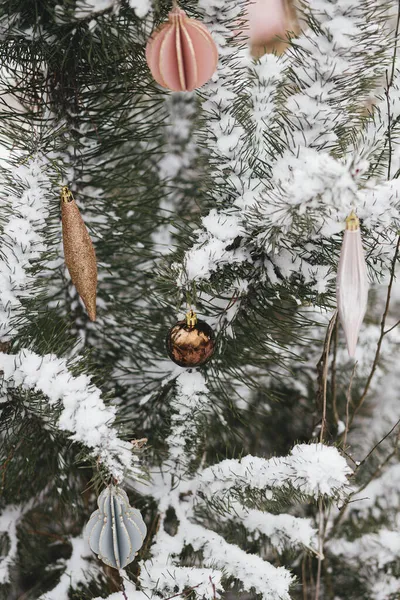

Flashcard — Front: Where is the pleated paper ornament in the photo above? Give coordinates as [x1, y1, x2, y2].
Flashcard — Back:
[85, 485, 147, 569]
[245, 0, 300, 57]
[146, 6, 218, 92]
[336, 212, 369, 358]
[61, 186, 97, 321]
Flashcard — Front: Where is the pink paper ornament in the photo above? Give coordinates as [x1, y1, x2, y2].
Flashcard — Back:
[336, 212, 369, 358]
[244, 0, 299, 56]
[146, 7, 218, 92]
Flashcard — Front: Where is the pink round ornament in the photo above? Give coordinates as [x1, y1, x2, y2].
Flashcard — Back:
[244, 0, 299, 56]
[146, 7, 218, 92]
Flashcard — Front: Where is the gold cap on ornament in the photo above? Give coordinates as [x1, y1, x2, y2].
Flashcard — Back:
[185, 309, 198, 329]
[345, 211, 360, 231]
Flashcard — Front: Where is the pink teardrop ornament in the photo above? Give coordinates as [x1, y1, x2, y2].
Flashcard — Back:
[146, 7, 218, 92]
[336, 212, 369, 358]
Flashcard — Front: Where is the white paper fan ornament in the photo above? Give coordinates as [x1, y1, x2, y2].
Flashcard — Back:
[85, 485, 147, 569]
[336, 211, 369, 358]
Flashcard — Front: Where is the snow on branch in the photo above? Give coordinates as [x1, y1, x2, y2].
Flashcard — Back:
[0, 506, 24, 584]
[225, 503, 317, 553]
[0, 349, 139, 481]
[180, 522, 293, 600]
[141, 508, 292, 600]
[38, 537, 97, 600]
[141, 522, 223, 599]
[137, 444, 350, 600]
[72, 0, 150, 20]
[347, 462, 400, 518]
[0, 156, 53, 342]
[180, 0, 397, 296]
[166, 371, 210, 463]
[196, 443, 352, 501]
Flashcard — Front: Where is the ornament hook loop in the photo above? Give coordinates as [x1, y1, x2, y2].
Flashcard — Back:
[186, 309, 197, 329]
[345, 211, 360, 231]
[61, 186, 74, 204]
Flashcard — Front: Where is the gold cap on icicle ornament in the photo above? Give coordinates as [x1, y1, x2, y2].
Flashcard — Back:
[166, 309, 215, 367]
[61, 186, 97, 321]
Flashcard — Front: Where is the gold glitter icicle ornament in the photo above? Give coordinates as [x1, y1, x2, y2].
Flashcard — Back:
[166, 309, 215, 367]
[61, 186, 97, 321]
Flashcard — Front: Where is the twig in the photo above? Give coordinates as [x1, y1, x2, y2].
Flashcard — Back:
[314, 498, 324, 600]
[26, 529, 68, 543]
[331, 320, 339, 426]
[342, 363, 357, 450]
[120, 580, 128, 600]
[351, 0, 400, 419]
[357, 451, 397, 499]
[209, 576, 217, 600]
[339, 447, 358, 467]
[351, 235, 400, 423]
[316, 310, 338, 442]
[302, 553, 308, 600]
[389, 0, 400, 88]
[355, 416, 400, 472]
[329, 430, 400, 537]
[385, 69, 393, 180]
[163, 583, 202, 600]
[383, 317, 400, 335]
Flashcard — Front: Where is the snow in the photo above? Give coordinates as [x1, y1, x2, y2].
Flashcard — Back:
[133, 441, 351, 600]
[74, 0, 150, 19]
[0, 506, 23, 584]
[348, 463, 400, 517]
[197, 443, 351, 500]
[167, 371, 210, 462]
[224, 504, 317, 552]
[0, 350, 139, 481]
[178, 0, 398, 314]
[38, 537, 96, 600]
[0, 157, 52, 341]
[330, 527, 400, 570]
[128, 0, 150, 18]
[180, 522, 293, 600]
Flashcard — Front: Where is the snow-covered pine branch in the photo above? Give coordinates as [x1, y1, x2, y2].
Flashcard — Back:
[0, 349, 139, 481]
[134, 443, 350, 600]
[180, 0, 397, 300]
[166, 370, 211, 464]
[0, 506, 25, 585]
[0, 156, 54, 342]
[37, 537, 97, 600]
[195, 443, 352, 501]
[221, 503, 318, 553]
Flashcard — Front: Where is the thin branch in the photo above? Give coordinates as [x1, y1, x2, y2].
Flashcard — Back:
[355, 416, 400, 472]
[353, 440, 400, 498]
[350, 0, 400, 422]
[302, 553, 308, 600]
[120, 581, 128, 600]
[331, 320, 339, 426]
[162, 583, 203, 600]
[342, 363, 357, 450]
[385, 69, 393, 180]
[329, 431, 400, 538]
[317, 310, 338, 442]
[389, 0, 400, 87]
[314, 498, 324, 600]
[351, 236, 400, 423]
[383, 317, 400, 335]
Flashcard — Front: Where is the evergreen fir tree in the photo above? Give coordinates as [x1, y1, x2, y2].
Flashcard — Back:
[1, 1, 400, 599]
